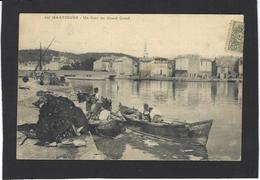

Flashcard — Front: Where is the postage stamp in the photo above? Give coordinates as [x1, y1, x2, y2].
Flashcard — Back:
[226, 20, 244, 53]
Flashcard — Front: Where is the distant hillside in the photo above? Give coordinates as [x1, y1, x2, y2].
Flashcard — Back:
[18, 49, 138, 70]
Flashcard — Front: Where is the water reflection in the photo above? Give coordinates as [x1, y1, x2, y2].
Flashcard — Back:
[71, 80, 242, 160]
[93, 130, 208, 160]
[71, 80, 242, 105]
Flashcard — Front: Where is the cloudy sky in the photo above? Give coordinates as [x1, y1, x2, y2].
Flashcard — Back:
[19, 14, 243, 58]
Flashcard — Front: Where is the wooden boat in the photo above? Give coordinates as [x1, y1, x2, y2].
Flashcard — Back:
[89, 118, 126, 137]
[119, 105, 213, 146]
[67, 76, 105, 80]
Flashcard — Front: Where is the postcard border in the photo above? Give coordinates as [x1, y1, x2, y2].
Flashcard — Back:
[2, 0, 258, 178]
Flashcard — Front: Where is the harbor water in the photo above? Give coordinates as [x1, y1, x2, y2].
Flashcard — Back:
[71, 79, 242, 161]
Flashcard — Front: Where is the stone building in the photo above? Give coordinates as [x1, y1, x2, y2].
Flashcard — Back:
[173, 56, 189, 77]
[44, 61, 60, 70]
[150, 57, 171, 77]
[139, 57, 172, 77]
[19, 61, 38, 70]
[93, 56, 116, 72]
[139, 59, 152, 77]
[113, 56, 138, 76]
[199, 58, 212, 78]
[173, 54, 212, 78]
[212, 56, 239, 79]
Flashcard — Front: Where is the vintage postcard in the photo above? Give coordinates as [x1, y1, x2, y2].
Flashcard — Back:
[17, 14, 244, 160]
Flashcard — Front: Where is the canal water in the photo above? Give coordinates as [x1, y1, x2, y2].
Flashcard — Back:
[71, 79, 242, 161]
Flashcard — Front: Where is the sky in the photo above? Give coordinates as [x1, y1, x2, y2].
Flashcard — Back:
[19, 14, 243, 58]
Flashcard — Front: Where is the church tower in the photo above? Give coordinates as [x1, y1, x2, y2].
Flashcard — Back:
[143, 42, 149, 58]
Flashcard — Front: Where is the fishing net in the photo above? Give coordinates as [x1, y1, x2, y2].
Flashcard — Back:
[36, 95, 89, 143]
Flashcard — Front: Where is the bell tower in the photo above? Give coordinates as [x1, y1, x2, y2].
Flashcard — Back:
[143, 42, 148, 58]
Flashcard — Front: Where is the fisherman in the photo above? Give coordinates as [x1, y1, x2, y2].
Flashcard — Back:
[93, 87, 101, 102]
[90, 87, 103, 115]
[98, 107, 111, 121]
[142, 103, 151, 122]
[39, 71, 45, 85]
[142, 104, 163, 123]
[149, 106, 163, 123]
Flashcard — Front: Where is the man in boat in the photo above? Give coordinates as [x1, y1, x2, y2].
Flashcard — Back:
[89, 87, 105, 119]
[142, 104, 163, 123]
[142, 103, 151, 121]
[98, 107, 111, 121]
[149, 106, 164, 123]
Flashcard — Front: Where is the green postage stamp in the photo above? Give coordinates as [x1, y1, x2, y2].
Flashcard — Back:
[226, 20, 244, 53]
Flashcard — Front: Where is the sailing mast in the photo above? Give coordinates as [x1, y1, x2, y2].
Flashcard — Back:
[34, 38, 55, 72]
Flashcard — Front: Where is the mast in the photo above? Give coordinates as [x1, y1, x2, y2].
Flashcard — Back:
[39, 43, 42, 71]
[34, 38, 55, 71]
[143, 42, 148, 58]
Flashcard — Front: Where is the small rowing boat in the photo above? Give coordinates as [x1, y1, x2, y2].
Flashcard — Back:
[119, 105, 213, 146]
[89, 115, 126, 137]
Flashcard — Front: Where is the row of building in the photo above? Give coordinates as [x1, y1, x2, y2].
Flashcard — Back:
[19, 53, 243, 79]
[93, 54, 243, 79]
[93, 56, 139, 76]
[19, 56, 75, 71]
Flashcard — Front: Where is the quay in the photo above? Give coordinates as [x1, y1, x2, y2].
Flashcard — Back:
[18, 70, 117, 79]
[17, 78, 104, 160]
[18, 70, 242, 83]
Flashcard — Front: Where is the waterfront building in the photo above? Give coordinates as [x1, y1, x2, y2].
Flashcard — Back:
[44, 55, 76, 70]
[173, 54, 212, 78]
[139, 59, 152, 77]
[174, 55, 201, 78]
[173, 56, 189, 77]
[19, 61, 61, 71]
[93, 56, 116, 72]
[18, 61, 38, 70]
[44, 61, 61, 70]
[19, 55, 68, 71]
[139, 57, 172, 77]
[113, 56, 138, 76]
[199, 58, 212, 78]
[185, 55, 201, 78]
[150, 57, 171, 77]
[212, 56, 239, 79]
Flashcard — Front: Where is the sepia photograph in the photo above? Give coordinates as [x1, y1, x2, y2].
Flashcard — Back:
[16, 13, 244, 161]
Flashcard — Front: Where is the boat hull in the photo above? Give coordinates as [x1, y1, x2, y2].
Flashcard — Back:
[121, 113, 213, 146]
[89, 120, 126, 137]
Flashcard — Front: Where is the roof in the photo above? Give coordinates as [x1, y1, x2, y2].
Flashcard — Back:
[114, 56, 134, 63]
[200, 58, 212, 62]
[174, 54, 200, 60]
[95, 55, 118, 62]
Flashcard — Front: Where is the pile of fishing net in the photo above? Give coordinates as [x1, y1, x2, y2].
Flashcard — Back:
[35, 93, 89, 143]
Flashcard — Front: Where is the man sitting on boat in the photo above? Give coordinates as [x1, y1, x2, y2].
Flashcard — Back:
[99, 107, 111, 121]
[142, 104, 151, 121]
[142, 104, 163, 123]
[149, 106, 163, 123]
[90, 87, 102, 113]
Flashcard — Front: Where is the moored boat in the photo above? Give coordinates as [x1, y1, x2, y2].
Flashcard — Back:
[89, 119, 126, 137]
[119, 105, 213, 146]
